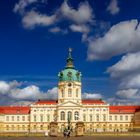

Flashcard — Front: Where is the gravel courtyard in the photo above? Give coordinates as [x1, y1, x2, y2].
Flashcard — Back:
[0, 136, 140, 140]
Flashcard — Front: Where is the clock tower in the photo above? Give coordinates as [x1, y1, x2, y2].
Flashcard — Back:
[58, 48, 82, 104]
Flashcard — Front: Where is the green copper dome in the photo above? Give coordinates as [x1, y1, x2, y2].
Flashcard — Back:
[58, 48, 82, 82]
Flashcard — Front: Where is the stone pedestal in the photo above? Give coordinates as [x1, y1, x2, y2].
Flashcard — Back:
[49, 122, 58, 136]
[76, 122, 84, 136]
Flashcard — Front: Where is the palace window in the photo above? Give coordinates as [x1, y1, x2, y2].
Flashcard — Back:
[76, 89, 78, 97]
[120, 115, 123, 121]
[22, 116, 25, 121]
[67, 111, 72, 120]
[17, 116, 20, 121]
[96, 114, 99, 121]
[115, 115, 117, 121]
[89, 114, 92, 122]
[83, 114, 86, 121]
[40, 125, 43, 130]
[11, 125, 14, 130]
[17, 125, 20, 130]
[47, 115, 50, 122]
[125, 124, 128, 128]
[6, 125, 9, 130]
[22, 125, 25, 130]
[120, 124, 123, 129]
[68, 89, 72, 97]
[34, 115, 37, 122]
[61, 89, 64, 97]
[28, 116, 30, 121]
[125, 115, 128, 120]
[34, 125, 36, 129]
[109, 124, 112, 129]
[103, 114, 106, 121]
[109, 116, 112, 121]
[6, 116, 9, 121]
[74, 111, 79, 120]
[12, 116, 14, 121]
[61, 111, 65, 121]
[40, 115, 43, 122]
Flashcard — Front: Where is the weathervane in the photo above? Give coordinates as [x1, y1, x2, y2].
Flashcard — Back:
[69, 47, 72, 53]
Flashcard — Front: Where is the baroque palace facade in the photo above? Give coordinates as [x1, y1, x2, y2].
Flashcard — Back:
[0, 49, 140, 133]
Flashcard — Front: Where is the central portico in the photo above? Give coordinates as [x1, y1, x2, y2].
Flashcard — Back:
[57, 48, 83, 132]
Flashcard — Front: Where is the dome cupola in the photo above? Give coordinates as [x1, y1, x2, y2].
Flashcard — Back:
[58, 48, 81, 82]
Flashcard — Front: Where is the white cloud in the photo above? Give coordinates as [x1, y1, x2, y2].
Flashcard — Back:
[107, 52, 140, 78]
[107, 0, 120, 15]
[13, 0, 37, 14]
[0, 81, 11, 94]
[107, 88, 140, 105]
[60, 1, 93, 24]
[49, 27, 68, 34]
[116, 89, 138, 99]
[0, 80, 21, 94]
[69, 24, 89, 33]
[87, 20, 140, 60]
[22, 11, 57, 29]
[82, 93, 102, 99]
[120, 74, 140, 89]
[14, 0, 94, 30]
[10, 85, 42, 100]
[10, 86, 58, 100]
[49, 27, 61, 33]
[0, 80, 58, 105]
[107, 52, 140, 105]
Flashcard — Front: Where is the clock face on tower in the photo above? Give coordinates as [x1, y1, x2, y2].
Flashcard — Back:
[68, 83, 72, 87]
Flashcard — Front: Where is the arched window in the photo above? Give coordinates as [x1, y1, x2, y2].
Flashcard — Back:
[96, 114, 99, 121]
[67, 111, 72, 121]
[89, 114, 92, 122]
[40, 125, 43, 130]
[61, 111, 65, 120]
[61, 89, 64, 97]
[74, 111, 79, 120]
[76, 89, 78, 97]
[109, 124, 112, 129]
[68, 89, 72, 97]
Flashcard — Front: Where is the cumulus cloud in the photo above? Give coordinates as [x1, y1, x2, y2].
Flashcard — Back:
[87, 20, 140, 60]
[107, 52, 140, 105]
[69, 24, 90, 33]
[0, 81, 21, 94]
[60, 1, 93, 24]
[107, 52, 140, 78]
[14, 0, 93, 31]
[13, 0, 37, 14]
[0, 80, 58, 105]
[49, 27, 61, 33]
[49, 27, 68, 34]
[82, 93, 102, 99]
[107, 89, 140, 105]
[107, 0, 120, 15]
[22, 11, 57, 29]
[116, 89, 139, 99]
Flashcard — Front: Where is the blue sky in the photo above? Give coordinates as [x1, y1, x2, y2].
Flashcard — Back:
[0, 0, 140, 105]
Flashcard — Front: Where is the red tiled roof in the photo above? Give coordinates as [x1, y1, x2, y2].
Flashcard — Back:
[35, 100, 58, 105]
[109, 106, 140, 114]
[0, 106, 30, 114]
[82, 100, 105, 104]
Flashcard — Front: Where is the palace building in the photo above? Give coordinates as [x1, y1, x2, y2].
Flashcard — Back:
[0, 49, 140, 133]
